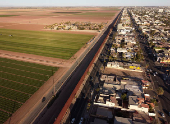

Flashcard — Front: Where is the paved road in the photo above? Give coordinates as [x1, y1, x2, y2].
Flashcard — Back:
[33, 11, 123, 124]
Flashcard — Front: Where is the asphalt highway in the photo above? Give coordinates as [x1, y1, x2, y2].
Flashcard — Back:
[33, 11, 122, 124]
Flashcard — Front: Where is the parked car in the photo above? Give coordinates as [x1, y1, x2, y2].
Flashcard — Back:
[79, 117, 84, 124]
[71, 118, 75, 124]
[160, 112, 165, 117]
[42, 97, 46, 102]
[153, 73, 156, 76]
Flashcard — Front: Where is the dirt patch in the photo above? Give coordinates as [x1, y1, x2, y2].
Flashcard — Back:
[0, 23, 45, 31]
[104, 68, 144, 79]
[0, 50, 70, 67]
[0, 8, 120, 32]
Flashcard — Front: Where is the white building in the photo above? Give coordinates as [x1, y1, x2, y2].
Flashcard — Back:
[117, 48, 127, 53]
[158, 9, 164, 13]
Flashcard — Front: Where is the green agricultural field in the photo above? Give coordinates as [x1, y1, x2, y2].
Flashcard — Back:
[0, 29, 94, 59]
[0, 57, 58, 124]
[0, 15, 19, 17]
[75, 12, 116, 17]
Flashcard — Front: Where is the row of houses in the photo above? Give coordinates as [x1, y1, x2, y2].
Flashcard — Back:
[92, 74, 155, 123]
[110, 8, 143, 63]
[130, 7, 170, 64]
[107, 61, 142, 71]
[44, 21, 107, 30]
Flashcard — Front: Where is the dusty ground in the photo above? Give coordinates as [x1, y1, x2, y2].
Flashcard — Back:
[0, 7, 120, 34]
[104, 68, 144, 79]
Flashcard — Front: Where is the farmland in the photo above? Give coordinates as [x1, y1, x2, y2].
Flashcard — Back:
[0, 15, 18, 17]
[0, 29, 94, 59]
[0, 57, 58, 124]
[0, 7, 121, 31]
[75, 12, 116, 17]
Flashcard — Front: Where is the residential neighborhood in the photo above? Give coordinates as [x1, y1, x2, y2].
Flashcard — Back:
[129, 7, 170, 64]
[44, 21, 107, 31]
[79, 7, 170, 124]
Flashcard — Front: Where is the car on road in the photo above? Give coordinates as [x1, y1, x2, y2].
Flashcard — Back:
[42, 97, 46, 102]
[153, 73, 156, 76]
[160, 112, 165, 117]
[71, 118, 75, 124]
[79, 117, 84, 124]
[156, 99, 160, 103]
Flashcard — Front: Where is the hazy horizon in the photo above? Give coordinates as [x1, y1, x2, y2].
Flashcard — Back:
[0, 0, 170, 7]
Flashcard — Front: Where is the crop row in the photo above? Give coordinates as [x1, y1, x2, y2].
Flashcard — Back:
[0, 28, 93, 43]
[0, 78, 37, 94]
[0, 72, 44, 87]
[0, 61, 53, 75]
[0, 36, 83, 49]
[0, 44, 72, 59]
[0, 97, 22, 113]
[0, 57, 58, 71]
[0, 39, 79, 53]
[0, 29, 93, 59]
[0, 56, 60, 124]
[0, 66, 49, 81]
[0, 110, 9, 124]
[0, 87, 30, 103]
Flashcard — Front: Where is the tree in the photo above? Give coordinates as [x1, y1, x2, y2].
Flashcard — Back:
[146, 64, 149, 69]
[149, 104, 154, 113]
[108, 55, 113, 62]
[149, 40, 154, 47]
[150, 30, 156, 37]
[121, 93, 127, 107]
[150, 99, 156, 105]
[135, 51, 141, 62]
[120, 40, 126, 48]
[121, 93, 127, 100]
[157, 87, 164, 95]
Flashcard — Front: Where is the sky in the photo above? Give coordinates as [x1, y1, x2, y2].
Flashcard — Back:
[0, 0, 170, 7]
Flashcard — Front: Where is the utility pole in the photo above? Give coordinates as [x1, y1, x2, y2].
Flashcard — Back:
[52, 68, 55, 96]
